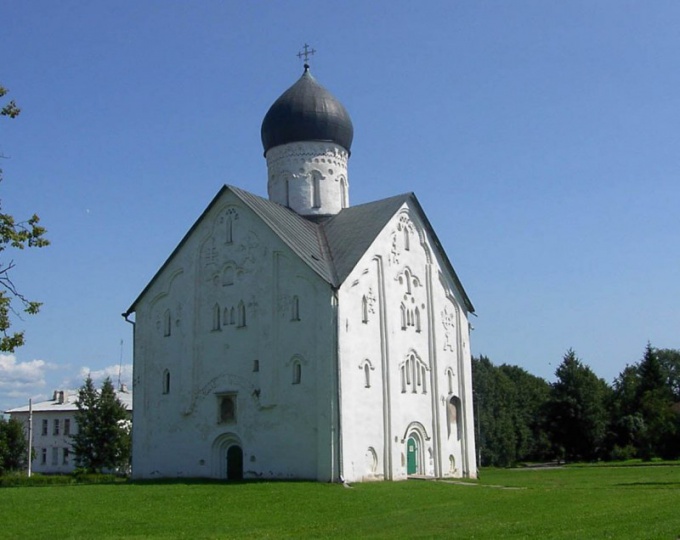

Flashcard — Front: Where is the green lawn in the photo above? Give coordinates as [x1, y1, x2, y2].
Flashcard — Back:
[2, 465, 679, 539]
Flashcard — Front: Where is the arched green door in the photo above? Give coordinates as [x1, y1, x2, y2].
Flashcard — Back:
[407, 437, 418, 475]
[226, 445, 243, 480]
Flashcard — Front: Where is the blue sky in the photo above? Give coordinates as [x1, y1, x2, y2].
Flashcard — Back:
[2, 1, 679, 411]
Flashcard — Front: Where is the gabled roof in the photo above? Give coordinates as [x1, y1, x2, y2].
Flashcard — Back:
[125, 186, 474, 315]
[6, 389, 133, 414]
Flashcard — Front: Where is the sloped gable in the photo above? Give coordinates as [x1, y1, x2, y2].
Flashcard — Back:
[126, 186, 473, 314]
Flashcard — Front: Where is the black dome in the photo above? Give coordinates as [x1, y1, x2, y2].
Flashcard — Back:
[261, 67, 353, 155]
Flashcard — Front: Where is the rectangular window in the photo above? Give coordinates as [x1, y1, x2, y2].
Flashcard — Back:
[64, 419, 71, 436]
[41, 448, 47, 464]
[42, 419, 48, 436]
[63, 448, 69, 465]
[53, 419, 60, 436]
[218, 394, 237, 424]
[51, 447, 58, 466]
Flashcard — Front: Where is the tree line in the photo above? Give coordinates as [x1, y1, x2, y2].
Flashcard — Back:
[473, 344, 680, 466]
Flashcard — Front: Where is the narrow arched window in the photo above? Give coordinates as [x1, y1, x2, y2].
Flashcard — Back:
[311, 171, 322, 208]
[230, 307, 236, 325]
[362, 295, 368, 324]
[292, 361, 302, 384]
[447, 369, 454, 395]
[163, 309, 172, 337]
[421, 366, 427, 394]
[411, 355, 417, 393]
[340, 177, 348, 208]
[401, 365, 406, 393]
[404, 226, 410, 251]
[404, 270, 412, 295]
[415, 307, 421, 333]
[162, 369, 170, 394]
[291, 296, 300, 321]
[364, 364, 371, 388]
[212, 303, 221, 331]
[237, 301, 246, 328]
[226, 216, 233, 244]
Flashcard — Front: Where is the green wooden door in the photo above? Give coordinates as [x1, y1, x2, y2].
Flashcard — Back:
[407, 437, 418, 475]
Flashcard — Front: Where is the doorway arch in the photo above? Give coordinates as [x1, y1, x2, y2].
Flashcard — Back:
[402, 421, 430, 476]
[212, 433, 243, 480]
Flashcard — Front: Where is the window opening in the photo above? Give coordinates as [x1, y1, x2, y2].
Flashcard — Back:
[64, 419, 71, 436]
[364, 363, 371, 388]
[311, 171, 322, 208]
[237, 301, 246, 327]
[362, 295, 368, 323]
[292, 361, 302, 384]
[164, 309, 172, 337]
[219, 395, 236, 423]
[41, 419, 48, 436]
[53, 419, 60, 436]
[226, 216, 233, 244]
[163, 369, 171, 394]
[212, 303, 221, 331]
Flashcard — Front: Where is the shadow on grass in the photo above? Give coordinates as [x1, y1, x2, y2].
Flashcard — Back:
[615, 481, 680, 487]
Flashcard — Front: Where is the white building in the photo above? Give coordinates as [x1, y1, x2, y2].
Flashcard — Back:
[6, 388, 132, 474]
[124, 63, 477, 482]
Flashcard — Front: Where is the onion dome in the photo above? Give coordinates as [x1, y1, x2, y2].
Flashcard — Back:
[261, 66, 354, 155]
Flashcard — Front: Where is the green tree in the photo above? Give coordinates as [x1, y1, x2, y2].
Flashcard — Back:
[472, 356, 516, 467]
[499, 364, 552, 462]
[0, 85, 49, 352]
[0, 416, 28, 475]
[636, 344, 678, 459]
[72, 376, 131, 473]
[546, 349, 610, 462]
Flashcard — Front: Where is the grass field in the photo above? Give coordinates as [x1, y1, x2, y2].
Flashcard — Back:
[1, 465, 678, 539]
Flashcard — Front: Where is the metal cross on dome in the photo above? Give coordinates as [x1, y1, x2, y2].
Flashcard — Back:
[297, 43, 316, 67]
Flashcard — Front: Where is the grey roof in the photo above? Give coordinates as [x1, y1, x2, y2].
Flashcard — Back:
[6, 389, 133, 414]
[125, 186, 474, 315]
[322, 193, 411, 284]
[261, 67, 354, 155]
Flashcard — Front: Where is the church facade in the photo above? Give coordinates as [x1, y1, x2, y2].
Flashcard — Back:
[125, 64, 477, 482]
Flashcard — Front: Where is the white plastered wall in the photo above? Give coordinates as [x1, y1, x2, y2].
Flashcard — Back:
[131, 190, 337, 480]
[337, 202, 477, 482]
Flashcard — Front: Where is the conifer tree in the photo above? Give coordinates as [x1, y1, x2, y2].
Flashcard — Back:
[72, 376, 130, 473]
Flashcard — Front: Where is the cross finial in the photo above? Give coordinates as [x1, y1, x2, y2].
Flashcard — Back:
[297, 43, 316, 69]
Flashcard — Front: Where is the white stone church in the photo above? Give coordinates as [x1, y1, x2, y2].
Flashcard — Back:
[124, 62, 477, 482]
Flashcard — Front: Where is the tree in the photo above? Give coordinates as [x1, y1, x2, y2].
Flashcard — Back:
[0, 84, 49, 352]
[72, 376, 131, 473]
[499, 364, 552, 462]
[0, 416, 28, 475]
[545, 349, 610, 462]
[473, 355, 555, 467]
[635, 344, 678, 460]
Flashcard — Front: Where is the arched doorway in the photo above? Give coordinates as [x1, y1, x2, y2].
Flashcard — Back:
[211, 433, 243, 479]
[226, 445, 243, 480]
[407, 436, 418, 475]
